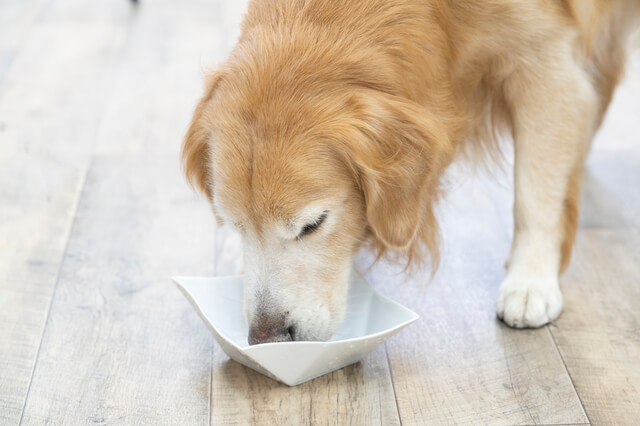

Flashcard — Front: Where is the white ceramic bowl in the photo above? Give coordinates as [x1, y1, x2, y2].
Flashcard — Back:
[173, 274, 418, 386]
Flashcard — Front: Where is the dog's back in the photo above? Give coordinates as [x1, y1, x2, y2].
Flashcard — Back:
[238, 0, 639, 147]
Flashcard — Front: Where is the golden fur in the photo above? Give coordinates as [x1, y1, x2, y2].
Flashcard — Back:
[185, 0, 636, 268]
[182, 0, 639, 334]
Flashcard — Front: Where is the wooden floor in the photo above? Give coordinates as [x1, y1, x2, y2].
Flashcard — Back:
[1, 1, 639, 424]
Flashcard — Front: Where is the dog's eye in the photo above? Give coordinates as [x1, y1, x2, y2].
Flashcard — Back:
[298, 211, 328, 239]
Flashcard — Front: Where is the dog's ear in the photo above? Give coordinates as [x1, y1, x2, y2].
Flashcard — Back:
[182, 71, 224, 203]
[336, 90, 454, 261]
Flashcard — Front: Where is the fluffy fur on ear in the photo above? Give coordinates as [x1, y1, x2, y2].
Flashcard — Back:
[181, 71, 224, 202]
[333, 90, 455, 269]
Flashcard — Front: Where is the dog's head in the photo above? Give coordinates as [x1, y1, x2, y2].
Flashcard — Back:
[183, 59, 452, 344]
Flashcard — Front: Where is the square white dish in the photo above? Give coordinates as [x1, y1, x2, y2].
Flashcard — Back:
[173, 274, 418, 386]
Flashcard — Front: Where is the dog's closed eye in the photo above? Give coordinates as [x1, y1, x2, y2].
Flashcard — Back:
[298, 211, 329, 239]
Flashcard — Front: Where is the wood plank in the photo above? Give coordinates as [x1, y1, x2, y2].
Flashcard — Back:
[36, 0, 136, 25]
[0, 0, 49, 93]
[16, 1, 225, 422]
[0, 23, 128, 424]
[211, 343, 400, 425]
[90, 0, 223, 157]
[581, 151, 640, 229]
[16, 2, 227, 422]
[0, 50, 16, 89]
[0, 0, 48, 50]
[373, 173, 588, 425]
[19, 155, 216, 425]
[551, 229, 640, 425]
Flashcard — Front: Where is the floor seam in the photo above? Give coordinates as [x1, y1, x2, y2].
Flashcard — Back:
[384, 343, 402, 426]
[17, 167, 88, 426]
[546, 325, 592, 425]
[209, 342, 213, 426]
[17, 11, 138, 423]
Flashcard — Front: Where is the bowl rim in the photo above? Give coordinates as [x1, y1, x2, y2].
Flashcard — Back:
[172, 274, 419, 354]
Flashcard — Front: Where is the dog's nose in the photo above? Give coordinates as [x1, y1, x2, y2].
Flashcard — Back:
[248, 318, 293, 345]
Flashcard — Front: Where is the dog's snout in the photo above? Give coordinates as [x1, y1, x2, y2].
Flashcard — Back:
[248, 319, 293, 345]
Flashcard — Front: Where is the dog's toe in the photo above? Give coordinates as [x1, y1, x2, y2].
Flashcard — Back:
[496, 278, 563, 328]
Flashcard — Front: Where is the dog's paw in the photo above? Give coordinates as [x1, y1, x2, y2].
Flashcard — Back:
[496, 277, 563, 328]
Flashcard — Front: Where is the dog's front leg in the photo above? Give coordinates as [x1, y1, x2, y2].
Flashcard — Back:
[496, 53, 598, 328]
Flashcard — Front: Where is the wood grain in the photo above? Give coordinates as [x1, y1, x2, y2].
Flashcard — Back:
[0, 0, 48, 50]
[0, 22, 128, 424]
[19, 156, 216, 425]
[89, 0, 223, 157]
[552, 53, 640, 425]
[211, 343, 400, 425]
[0, 0, 47, 88]
[14, 1, 222, 422]
[549, 230, 640, 426]
[369, 173, 588, 425]
[1, 0, 639, 424]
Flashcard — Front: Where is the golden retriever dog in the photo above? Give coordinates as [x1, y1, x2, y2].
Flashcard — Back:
[182, 0, 639, 344]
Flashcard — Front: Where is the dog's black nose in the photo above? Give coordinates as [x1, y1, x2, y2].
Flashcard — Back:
[248, 320, 293, 345]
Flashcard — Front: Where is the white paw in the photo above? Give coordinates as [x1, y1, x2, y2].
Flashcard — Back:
[496, 277, 563, 328]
